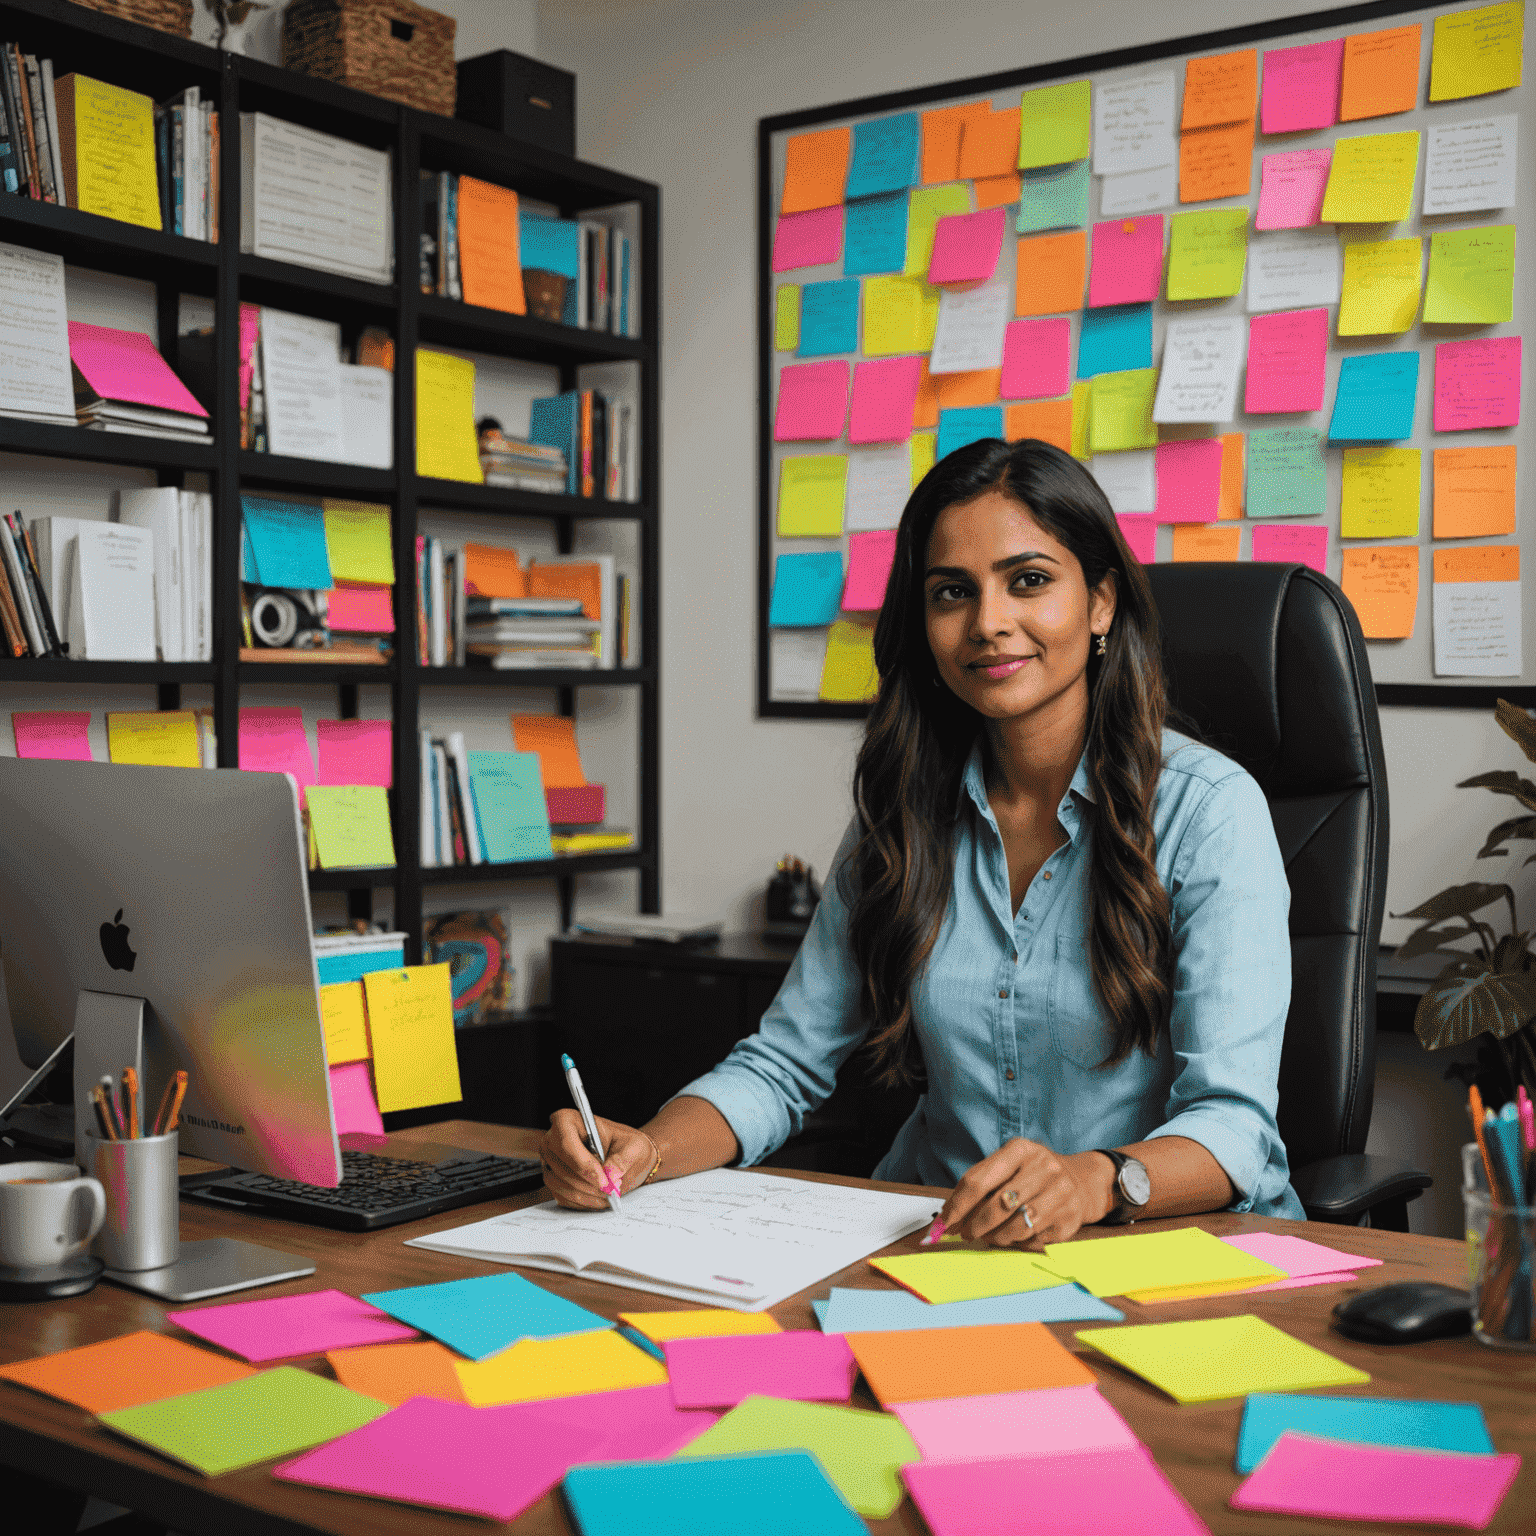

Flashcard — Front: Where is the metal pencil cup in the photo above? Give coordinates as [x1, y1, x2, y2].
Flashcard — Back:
[84, 1130, 180, 1272]
[1462, 1142, 1536, 1351]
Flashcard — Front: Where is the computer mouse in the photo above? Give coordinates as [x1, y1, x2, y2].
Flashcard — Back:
[1332, 1282, 1472, 1345]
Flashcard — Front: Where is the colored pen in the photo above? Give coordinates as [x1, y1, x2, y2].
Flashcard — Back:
[561, 1052, 621, 1214]
[1470, 1085, 1502, 1199]
[153, 1070, 188, 1136]
[89, 1085, 118, 1141]
[99, 1074, 125, 1139]
[122, 1066, 140, 1139]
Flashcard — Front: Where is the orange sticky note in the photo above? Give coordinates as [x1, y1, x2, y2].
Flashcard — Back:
[326, 1340, 466, 1406]
[1434, 544, 1519, 584]
[1218, 433, 1245, 520]
[1432, 446, 1517, 538]
[1180, 120, 1255, 203]
[0, 1331, 256, 1414]
[974, 173, 1023, 209]
[1015, 230, 1087, 316]
[511, 714, 586, 787]
[1181, 50, 1259, 130]
[1340, 25, 1423, 121]
[1172, 524, 1241, 562]
[913, 358, 940, 428]
[462, 543, 527, 599]
[528, 560, 602, 620]
[1005, 398, 1074, 453]
[957, 108, 1023, 180]
[846, 1322, 1096, 1407]
[936, 369, 1002, 409]
[921, 101, 991, 184]
[782, 127, 851, 214]
[455, 176, 525, 316]
[1341, 546, 1420, 638]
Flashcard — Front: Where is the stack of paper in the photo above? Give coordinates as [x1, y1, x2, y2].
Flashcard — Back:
[69, 323, 209, 439]
[116, 488, 213, 662]
[0, 241, 76, 427]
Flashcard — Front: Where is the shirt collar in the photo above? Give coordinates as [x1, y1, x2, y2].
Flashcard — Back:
[959, 737, 1097, 824]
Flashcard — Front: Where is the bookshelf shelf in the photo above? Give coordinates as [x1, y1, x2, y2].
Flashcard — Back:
[0, 418, 216, 471]
[0, 196, 219, 289]
[417, 296, 649, 367]
[419, 666, 653, 688]
[308, 867, 397, 892]
[0, 660, 218, 684]
[239, 660, 395, 684]
[423, 849, 647, 885]
[236, 254, 399, 315]
[415, 480, 653, 522]
[236, 452, 396, 496]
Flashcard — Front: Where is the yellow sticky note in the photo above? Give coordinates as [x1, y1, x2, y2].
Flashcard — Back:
[1044, 1225, 1283, 1297]
[362, 964, 460, 1114]
[916, 280, 940, 351]
[778, 455, 847, 536]
[57, 75, 161, 230]
[618, 1310, 782, 1345]
[1338, 237, 1424, 335]
[320, 982, 370, 1065]
[1340, 447, 1422, 538]
[456, 1330, 665, 1407]
[862, 274, 925, 356]
[905, 184, 971, 276]
[1088, 369, 1158, 453]
[1430, 2, 1524, 100]
[321, 501, 394, 586]
[415, 350, 483, 483]
[870, 1250, 1070, 1304]
[1320, 131, 1421, 223]
[775, 286, 801, 351]
[820, 619, 879, 702]
[1165, 208, 1249, 301]
[1017, 79, 1091, 169]
[1076, 1315, 1370, 1404]
[1423, 225, 1516, 324]
[910, 431, 937, 487]
[106, 711, 201, 768]
[306, 784, 397, 869]
[1070, 381, 1091, 460]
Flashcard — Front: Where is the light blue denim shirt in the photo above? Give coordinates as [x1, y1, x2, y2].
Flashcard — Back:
[675, 730, 1304, 1219]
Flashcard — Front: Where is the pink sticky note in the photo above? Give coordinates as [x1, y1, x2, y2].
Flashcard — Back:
[1261, 39, 1344, 134]
[536, 1383, 719, 1460]
[1434, 338, 1522, 432]
[1222, 1231, 1382, 1278]
[1000, 318, 1071, 401]
[773, 206, 843, 272]
[67, 322, 209, 418]
[12, 711, 93, 761]
[317, 718, 392, 788]
[168, 1288, 419, 1363]
[775, 360, 850, 440]
[1255, 149, 1332, 230]
[896, 1385, 1139, 1463]
[849, 355, 923, 444]
[331, 1061, 386, 1142]
[1116, 515, 1158, 564]
[238, 303, 260, 414]
[1244, 308, 1330, 414]
[238, 707, 315, 787]
[1252, 524, 1328, 574]
[843, 529, 898, 611]
[1231, 1433, 1522, 1529]
[663, 1331, 856, 1410]
[928, 207, 1007, 285]
[1088, 217, 1164, 308]
[328, 584, 394, 633]
[1154, 439, 1222, 523]
[904, 1445, 1210, 1536]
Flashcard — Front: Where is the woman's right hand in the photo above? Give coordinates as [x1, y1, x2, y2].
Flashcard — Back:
[540, 1109, 657, 1209]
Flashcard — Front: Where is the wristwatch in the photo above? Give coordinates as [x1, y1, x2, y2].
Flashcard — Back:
[1095, 1149, 1151, 1225]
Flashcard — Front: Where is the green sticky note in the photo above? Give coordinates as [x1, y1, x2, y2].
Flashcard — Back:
[1076, 1315, 1370, 1404]
[1087, 369, 1158, 453]
[321, 500, 394, 586]
[1341, 447, 1421, 538]
[777, 455, 847, 537]
[904, 184, 971, 276]
[1166, 208, 1249, 301]
[869, 1249, 1070, 1304]
[99, 1366, 388, 1476]
[307, 784, 397, 869]
[1045, 1225, 1282, 1297]
[775, 285, 801, 351]
[1246, 428, 1327, 520]
[1423, 225, 1516, 325]
[1018, 80, 1091, 170]
[678, 1396, 920, 1519]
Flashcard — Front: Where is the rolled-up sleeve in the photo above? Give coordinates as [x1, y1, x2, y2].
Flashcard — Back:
[1142, 767, 1298, 1216]
[668, 821, 870, 1166]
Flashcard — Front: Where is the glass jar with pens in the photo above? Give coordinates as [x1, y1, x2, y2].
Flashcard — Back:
[83, 1067, 188, 1274]
[1462, 1085, 1536, 1351]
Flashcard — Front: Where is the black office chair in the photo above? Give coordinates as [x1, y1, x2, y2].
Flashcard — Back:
[1145, 562, 1431, 1229]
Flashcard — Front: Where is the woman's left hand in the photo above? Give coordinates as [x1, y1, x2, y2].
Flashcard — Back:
[935, 1139, 1117, 1249]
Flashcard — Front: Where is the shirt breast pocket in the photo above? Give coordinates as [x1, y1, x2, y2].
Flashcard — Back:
[1047, 933, 1116, 1071]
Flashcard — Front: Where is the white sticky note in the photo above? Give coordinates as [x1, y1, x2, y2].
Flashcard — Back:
[1100, 162, 1178, 217]
[929, 275, 1011, 375]
[1152, 316, 1246, 424]
[1091, 448, 1157, 513]
[770, 628, 832, 701]
[1093, 73, 1177, 176]
[1433, 581, 1522, 677]
[845, 446, 914, 531]
[1246, 229, 1343, 313]
[1423, 114, 1518, 217]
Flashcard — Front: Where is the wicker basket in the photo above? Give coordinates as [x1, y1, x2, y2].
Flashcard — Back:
[71, 0, 193, 38]
[282, 0, 456, 117]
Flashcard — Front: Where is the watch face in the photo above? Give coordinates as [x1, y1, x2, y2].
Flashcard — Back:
[1120, 1159, 1152, 1207]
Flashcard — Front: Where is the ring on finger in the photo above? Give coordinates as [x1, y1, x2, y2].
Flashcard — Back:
[1001, 1188, 1022, 1212]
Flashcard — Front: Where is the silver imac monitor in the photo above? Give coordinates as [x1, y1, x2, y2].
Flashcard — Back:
[0, 755, 341, 1189]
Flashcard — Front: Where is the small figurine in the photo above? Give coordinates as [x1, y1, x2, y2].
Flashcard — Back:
[201, 0, 271, 55]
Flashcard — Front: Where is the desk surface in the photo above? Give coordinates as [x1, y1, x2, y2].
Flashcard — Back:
[2, 1120, 1532, 1536]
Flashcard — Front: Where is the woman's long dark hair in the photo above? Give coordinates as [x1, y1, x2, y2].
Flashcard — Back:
[846, 437, 1172, 1083]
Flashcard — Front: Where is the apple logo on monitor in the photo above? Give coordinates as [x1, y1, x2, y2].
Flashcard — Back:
[100, 910, 136, 972]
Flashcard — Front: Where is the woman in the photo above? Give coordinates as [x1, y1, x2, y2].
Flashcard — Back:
[542, 438, 1304, 1244]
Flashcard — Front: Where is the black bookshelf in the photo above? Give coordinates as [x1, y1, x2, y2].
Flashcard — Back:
[0, 0, 662, 957]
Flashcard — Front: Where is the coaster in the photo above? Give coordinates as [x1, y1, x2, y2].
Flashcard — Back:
[0, 1253, 103, 1301]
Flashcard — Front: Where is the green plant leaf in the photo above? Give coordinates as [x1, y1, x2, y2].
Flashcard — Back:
[1392, 883, 1513, 925]
[1395, 924, 1477, 962]
[1476, 815, 1536, 859]
[1495, 699, 1536, 765]
[1457, 771, 1536, 813]
[1415, 969, 1536, 1050]
[1493, 932, 1533, 972]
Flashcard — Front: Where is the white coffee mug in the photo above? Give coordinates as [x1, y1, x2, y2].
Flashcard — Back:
[0, 1161, 107, 1270]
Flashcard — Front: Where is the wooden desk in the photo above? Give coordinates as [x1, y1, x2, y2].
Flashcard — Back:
[2, 1121, 1532, 1536]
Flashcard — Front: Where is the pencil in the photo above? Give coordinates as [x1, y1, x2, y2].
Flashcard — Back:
[99, 1075, 125, 1139]
[89, 1085, 118, 1141]
[161, 1071, 188, 1135]
[123, 1066, 140, 1140]
[1470, 1085, 1502, 1199]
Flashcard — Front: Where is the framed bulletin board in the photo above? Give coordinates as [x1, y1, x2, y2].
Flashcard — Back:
[757, 0, 1533, 718]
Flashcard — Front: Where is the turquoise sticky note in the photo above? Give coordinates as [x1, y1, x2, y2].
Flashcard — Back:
[518, 213, 581, 278]
[770, 552, 844, 626]
[844, 193, 909, 277]
[241, 523, 258, 583]
[1237, 1394, 1494, 1474]
[798, 278, 861, 357]
[811, 1299, 829, 1327]
[1016, 160, 1091, 234]
[241, 496, 333, 590]
[819, 1284, 1124, 1334]
[1078, 304, 1153, 379]
[937, 405, 1004, 461]
[1329, 351, 1420, 441]
[562, 1451, 867, 1536]
[361, 1272, 611, 1362]
[1246, 428, 1327, 520]
[846, 113, 920, 199]
[464, 751, 554, 863]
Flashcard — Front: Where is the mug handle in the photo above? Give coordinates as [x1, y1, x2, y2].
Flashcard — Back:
[70, 1177, 107, 1251]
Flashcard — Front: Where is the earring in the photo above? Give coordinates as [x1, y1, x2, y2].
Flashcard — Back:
[1095, 633, 1107, 657]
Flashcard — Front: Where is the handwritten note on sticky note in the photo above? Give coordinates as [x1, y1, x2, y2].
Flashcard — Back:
[1253, 524, 1327, 573]
[842, 531, 898, 613]
[1018, 80, 1090, 169]
[1434, 337, 1521, 431]
[1100, 163, 1177, 218]
[844, 193, 908, 277]
[770, 553, 844, 626]
[957, 108, 1021, 180]
[307, 785, 396, 869]
[1433, 545, 1521, 677]
[363, 964, 461, 1114]
[1171, 524, 1240, 562]
[931, 277, 1009, 375]
[1015, 230, 1087, 317]
[777, 455, 847, 536]
[1431, 3, 1524, 101]
[1338, 237, 1424, 335]
[1433, 445, 1517, 537]
[905, 185, 971, 275]
[782, 127, 850, 214]
[1340, 26, 1421, 121]
[1005, 399, 1074, 453]
[774, 362, 849, 441]
[107, 711, 201, 768]
[1154, 439, 1222, 523]
[775, 286, 800, 350]
[1016, 160, 1091, 233]
[12, 711, 92, 760]
[1330, 352, 1420, 441]
[820, 620, 879, 702]
[1255, 149, 1331, 230]
[1093, 72, 1176, 177]
[1089, 217, 1164, 307]
[1089, 370, 1157, 453]
[1179, 120, 1254, 203]
[456, 177, 524, 315]
[773, 206, 842, 272]
[1341, 447, 1422, 538]
[1246, 428, 1327, 520]
[928, 207, 1006, 285]
[415, 351, 482, 484]
[1078, 303, 1153, 379]
[1262, 39, 1343, 134]
[1342, 546, 1419, 638]
[327, 585, 393, 633]
[1182, 49, 1258, 129]
[1116, 515, 1158, 564]
[1321, 131, 1420, 222]
[922, 102, 990, 184]
[316, 718, 391, 789]
[1244, 307, 1329, 413]
[862, 275, 925, 356]
[1166, 208, 1248, 300]
[63, 75, 161, 230]
[846, 112, 919, 199]
[321, 501, 393, 585]
[1001, 319, 1071, 401]
[1247, 228, 1341, 312]
[798, 279, 860, 357]
[321, 982, 370, 1065]
[1423, 225, 1515, 324]
[850, 356, 922, 444]
[1424, 115, 1517, 216]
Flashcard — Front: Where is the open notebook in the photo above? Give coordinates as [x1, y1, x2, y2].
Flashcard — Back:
[405, 1168, 941, 1311]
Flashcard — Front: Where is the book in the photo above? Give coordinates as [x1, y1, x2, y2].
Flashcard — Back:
[0, 241, 75, 427]
[446, 732, 485, 864]
[28, 514, 90, 644]
[53, 74, 161, 230]
[0, 513, 47, 655]
[68, 322, 210, 439]
[529, 554, 617, 668]
[67, 522, 155, 661]
[464, 751, 553, 864]
[259, 308, 346, 462]
[116, 488, 184, 662]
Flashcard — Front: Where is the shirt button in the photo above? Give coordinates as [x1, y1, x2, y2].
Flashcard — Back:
[1005, 1068, 1015, 1081]
[998, 989, 1009, 999]
[1042, 871, 1052, 881]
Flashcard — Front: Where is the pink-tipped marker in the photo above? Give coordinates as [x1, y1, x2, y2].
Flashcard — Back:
[920, 1217, 947, 1246]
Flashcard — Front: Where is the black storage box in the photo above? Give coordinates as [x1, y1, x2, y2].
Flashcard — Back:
[456, 50, 575, 158]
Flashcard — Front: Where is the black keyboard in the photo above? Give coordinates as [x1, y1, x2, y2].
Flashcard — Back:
[182, 1147, 544, 1232]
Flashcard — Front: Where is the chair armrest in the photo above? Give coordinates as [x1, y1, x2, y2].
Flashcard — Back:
[1290, 1153, 1432, 1225]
